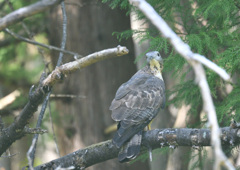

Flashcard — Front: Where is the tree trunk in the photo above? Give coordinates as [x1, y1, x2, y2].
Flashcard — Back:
[47, 0, 149, 169]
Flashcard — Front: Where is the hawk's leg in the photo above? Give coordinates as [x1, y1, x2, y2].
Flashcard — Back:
[147, 120, 153, 131]
[147, 120, 153, 161]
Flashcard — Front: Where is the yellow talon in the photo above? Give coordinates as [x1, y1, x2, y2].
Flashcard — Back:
[147, 120, 153, 130]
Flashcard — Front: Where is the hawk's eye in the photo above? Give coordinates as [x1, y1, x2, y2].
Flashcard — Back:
[157, 53, 160, 56]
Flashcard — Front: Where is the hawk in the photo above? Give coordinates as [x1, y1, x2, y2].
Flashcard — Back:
[110, 51, 165, 162]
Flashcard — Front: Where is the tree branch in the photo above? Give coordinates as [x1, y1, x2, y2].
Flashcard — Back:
[0, 73, 48, 156]
[128, 0, 233, 169]
[0, 46, 129, 156]
[27, 92, 51, 170]
[27, 2, 68, 168]
[43, 45, 129, 87]
[23, 127, 48, 134]
[4, 28, 79, 57]
[33, 127, 240, 169]
[0, 0, 63, 31]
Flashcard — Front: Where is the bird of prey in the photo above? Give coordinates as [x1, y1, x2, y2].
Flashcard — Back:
[109, 51, 165, 162]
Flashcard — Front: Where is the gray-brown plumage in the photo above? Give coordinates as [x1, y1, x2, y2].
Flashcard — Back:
[110, 51, 165, 162]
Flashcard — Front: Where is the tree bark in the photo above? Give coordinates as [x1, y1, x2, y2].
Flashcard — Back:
[34, 127, 240, 169]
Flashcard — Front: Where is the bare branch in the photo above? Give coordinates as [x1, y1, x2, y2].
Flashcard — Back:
[43, 45, 129, 86]
[27, 2, 68, 167]
[0, 46, 129, 156]
[0, 0, 63, 31]
[191, 54, 230, 81]
[27, 92, 51, 169]
[27, 138, 37, 170]
[128, 0, 233, 169]
[50, 94, 86, 99]
[1, 152, 19, 158]
[4, 28, 80, 57]
[33, 127, 240, 169]
[56, 1, 67, 66]
[0, 73, 48, 156]
[48, 97, 60, 157]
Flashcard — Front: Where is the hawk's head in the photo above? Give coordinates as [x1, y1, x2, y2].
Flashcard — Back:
[146, 51, 162, 63]
[146, 51, 163, 79]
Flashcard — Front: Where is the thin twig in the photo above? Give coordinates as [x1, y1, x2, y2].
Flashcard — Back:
[4, 1, 52, 168]
[48, 97, 60, 157]
[128, 0, 233, 169]
[5, 0, 14, 11]
[1, 152, 19, 158]
[5, 0, 50, 73]
[27, 92, 50, 170]
[27, 2, 67, 167]
[27, 138, 37, 170]
[41, 2, 68, 158]
[4, 28, 80, 57]
[56, 1, 67, 66]
[21, 22, 51, 73]
[50, 94, 86, 99]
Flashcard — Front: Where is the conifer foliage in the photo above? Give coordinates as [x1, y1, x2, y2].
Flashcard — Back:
[103, 0, 240, 167]
[103, 0, 240, 126]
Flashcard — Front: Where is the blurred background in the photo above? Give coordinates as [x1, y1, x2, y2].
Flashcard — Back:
[0, 0, 240, 169]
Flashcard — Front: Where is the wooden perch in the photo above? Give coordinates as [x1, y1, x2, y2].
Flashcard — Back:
[34, 127, 240, 169]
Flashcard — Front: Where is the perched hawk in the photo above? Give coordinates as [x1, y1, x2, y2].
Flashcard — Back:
[110, 51, 165, 162]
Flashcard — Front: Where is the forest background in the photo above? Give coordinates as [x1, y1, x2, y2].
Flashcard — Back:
[0, 0, 240, 169]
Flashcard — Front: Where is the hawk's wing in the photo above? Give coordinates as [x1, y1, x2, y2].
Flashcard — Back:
[110, 70, 165, 148]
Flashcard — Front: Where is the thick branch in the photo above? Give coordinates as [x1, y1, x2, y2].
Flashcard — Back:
[0, 46, 129, 156]
[0, 0, 63, 31]
[0, 74, 48, 155]
[34, 127, 240, 169]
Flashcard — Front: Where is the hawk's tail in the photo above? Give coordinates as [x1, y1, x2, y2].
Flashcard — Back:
[118, 131, 142, 163]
